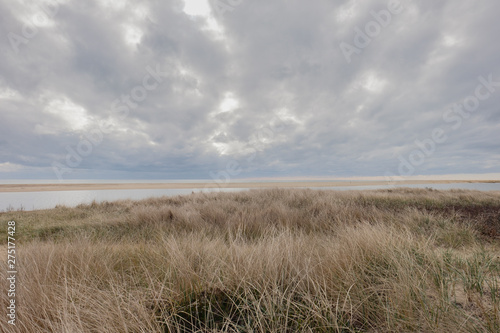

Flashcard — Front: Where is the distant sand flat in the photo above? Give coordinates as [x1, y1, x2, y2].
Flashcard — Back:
[0, 180, 499, 192]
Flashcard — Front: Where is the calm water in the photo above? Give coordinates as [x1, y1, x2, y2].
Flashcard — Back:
[0, 181, 499, 212]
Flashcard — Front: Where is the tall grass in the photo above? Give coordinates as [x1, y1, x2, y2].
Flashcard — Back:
[1, 188, 499, 332]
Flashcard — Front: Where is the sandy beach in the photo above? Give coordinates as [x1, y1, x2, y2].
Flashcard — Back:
[0, 180, 499, 192]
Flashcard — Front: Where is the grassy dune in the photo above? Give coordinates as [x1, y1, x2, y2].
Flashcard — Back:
[1, 188, 499, 332]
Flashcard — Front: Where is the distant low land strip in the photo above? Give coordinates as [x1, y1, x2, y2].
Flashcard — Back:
[0, 180, 499, 192]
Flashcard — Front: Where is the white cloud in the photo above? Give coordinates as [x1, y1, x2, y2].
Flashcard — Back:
[123, 24, 143, 47]
[218, 91, 239, 113]
[183, 0, 211, 17]
[362, 74, 387, 93]
[0, 88, 21, 100]
[43, 97, 91, 132]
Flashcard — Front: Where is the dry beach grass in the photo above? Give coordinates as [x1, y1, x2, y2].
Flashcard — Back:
[1, 188, 499, 332]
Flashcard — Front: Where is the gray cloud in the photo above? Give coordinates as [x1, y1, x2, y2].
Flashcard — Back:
[0, 0, 499, 180]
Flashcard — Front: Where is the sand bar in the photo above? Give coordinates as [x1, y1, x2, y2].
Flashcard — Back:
[0, 180, 499, 193]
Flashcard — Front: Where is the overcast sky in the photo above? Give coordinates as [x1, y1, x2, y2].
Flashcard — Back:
[0, 0, 499, 180]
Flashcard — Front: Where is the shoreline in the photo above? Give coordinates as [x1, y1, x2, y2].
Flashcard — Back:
[0, 180, 499, 193]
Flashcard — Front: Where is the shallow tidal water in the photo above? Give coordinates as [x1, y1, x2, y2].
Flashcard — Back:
[0, 181, 499, 212]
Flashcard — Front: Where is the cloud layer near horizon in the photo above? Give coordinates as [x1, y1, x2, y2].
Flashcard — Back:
[0, 0, 499, 180]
